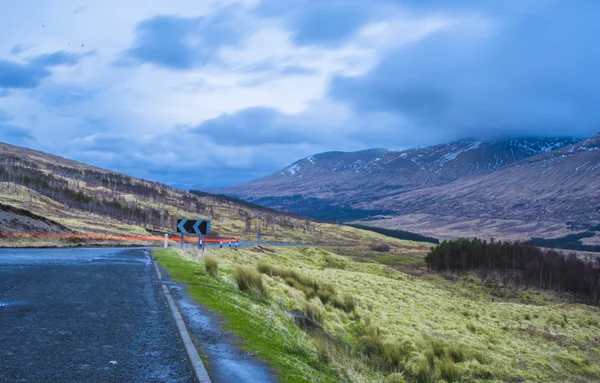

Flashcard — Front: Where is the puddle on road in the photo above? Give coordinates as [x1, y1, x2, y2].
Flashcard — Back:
[0, 301, 24, 308]
[169, 285, 278, 383]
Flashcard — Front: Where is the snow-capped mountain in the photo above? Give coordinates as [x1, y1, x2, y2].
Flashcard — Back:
[217, 137, 577, 203]
[214, 136, 600, 240]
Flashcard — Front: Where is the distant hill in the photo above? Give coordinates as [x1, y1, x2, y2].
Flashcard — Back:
[0, 141, 415, 247]
[216, 136, 600, 242]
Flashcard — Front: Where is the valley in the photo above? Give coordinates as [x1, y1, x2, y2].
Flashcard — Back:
[2, 139, 599, 383]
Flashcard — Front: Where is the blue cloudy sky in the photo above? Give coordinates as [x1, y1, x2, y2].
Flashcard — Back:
[0, 0, 599, 188]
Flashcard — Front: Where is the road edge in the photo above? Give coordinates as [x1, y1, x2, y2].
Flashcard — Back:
[150, 250, 211, 383]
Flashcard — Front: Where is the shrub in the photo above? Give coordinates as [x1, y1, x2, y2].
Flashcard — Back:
[233, 265, 266, 297]
[203, 255, 219, 278]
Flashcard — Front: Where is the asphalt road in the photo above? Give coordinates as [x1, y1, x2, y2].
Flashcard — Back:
[0, 248, 195, 383]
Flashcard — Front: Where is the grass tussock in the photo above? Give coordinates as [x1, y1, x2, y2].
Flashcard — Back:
[233, 265, 266, 298]
[258, 261, 355, 312]
[302, 300, 324, 324]
[203, 255, 219, 278]
[439, 358, 460, 382]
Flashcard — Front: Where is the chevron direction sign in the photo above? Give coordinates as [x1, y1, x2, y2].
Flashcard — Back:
[177, 219, 211, 235]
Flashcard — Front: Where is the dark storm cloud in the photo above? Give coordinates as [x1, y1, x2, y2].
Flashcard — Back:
[255, 0, 373, 47]
[191, 107, 317, 145]
[63, 128, 291, 188]
[0, 51, 90, 90]
[329, 0, 600, 140]
[118, 6, 244, 70]
[252, 0, 483, 47]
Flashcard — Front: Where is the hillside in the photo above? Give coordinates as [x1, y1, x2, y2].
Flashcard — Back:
[217, 137, 574, 203]
[154, 245, 600, 383]
[0, 141, 418, 249]
[360, 134, 600, 240]
[216, 136, 600, 241]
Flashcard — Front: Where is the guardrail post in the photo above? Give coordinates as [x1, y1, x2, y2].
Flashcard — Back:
[164, 234, 169, 248]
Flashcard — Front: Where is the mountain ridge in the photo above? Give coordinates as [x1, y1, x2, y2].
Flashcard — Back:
[215, 135, 599, 241]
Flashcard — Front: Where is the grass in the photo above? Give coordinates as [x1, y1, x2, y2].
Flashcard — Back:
[203, 255, 219, 278]
[154, 246, 600, 383]
[153, 248, 338, 383]
[375, 256, 425, 265]
[233, 265, 267, 298]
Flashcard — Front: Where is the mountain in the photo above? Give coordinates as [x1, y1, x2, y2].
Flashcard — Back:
[361, 134, 600, 241]
[216, 137, 575, 212]
[0, 141, 404, 247]
[215, 136, 600, 241]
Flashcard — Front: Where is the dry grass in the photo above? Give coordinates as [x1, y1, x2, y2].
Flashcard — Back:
[171, 245, 600, 383]
[233, 265, 266, 298]
[203, 255, 219, 278]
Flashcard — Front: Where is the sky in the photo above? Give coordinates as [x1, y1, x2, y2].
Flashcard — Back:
[0, 0, 599, 188]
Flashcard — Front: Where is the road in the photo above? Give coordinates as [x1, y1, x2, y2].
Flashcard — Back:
[0, 248, 195, 383]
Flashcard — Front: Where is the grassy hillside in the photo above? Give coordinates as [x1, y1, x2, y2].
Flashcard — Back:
[155, 246, 600, 383]
[0, 142, 422, 249]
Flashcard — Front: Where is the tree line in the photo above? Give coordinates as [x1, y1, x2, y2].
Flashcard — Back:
[531, 231, 600, 252]
[348, 224, 439, 244]
[0, 158, 168, 227]
[426, 238, 600, 305]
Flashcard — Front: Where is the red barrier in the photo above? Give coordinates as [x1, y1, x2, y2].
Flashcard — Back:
[2, 232, 239, 243]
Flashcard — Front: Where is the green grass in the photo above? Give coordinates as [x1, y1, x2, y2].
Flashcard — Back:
[153, 248, 338, 383]
[375, 256, 425, 265]
[155, 246, 600, 383]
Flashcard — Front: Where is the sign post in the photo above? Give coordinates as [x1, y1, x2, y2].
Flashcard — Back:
[178, 219, 211, 254]
[177, 219, 211, 236]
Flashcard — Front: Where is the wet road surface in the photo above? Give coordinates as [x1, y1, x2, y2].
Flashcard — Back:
[166, 282, 278, 383]
[0, 248, 195, 383]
